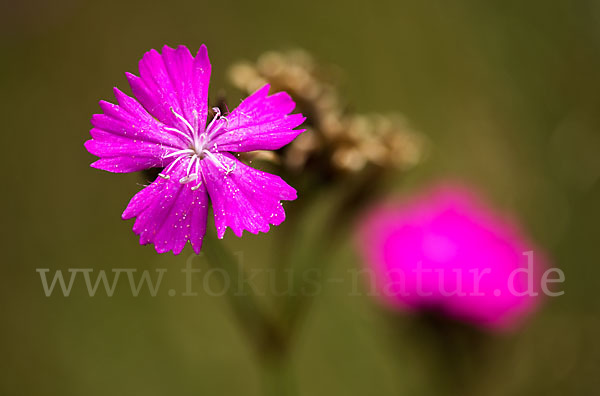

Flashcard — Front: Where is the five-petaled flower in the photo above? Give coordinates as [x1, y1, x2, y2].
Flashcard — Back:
[85, 45, 305, 254]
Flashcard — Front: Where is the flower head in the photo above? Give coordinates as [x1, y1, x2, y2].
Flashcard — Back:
[85, 45, 305, 254]
[356, 183, 546, 330]
[228, 49, 424, 175]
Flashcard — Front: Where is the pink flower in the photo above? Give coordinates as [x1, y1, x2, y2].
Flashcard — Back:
[356, 184, 546, 330]
[85, 45, 305, 254]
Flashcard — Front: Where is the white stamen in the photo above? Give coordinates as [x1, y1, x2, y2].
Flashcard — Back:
[164, 148, 195, 159]
[225, 163, 236, 175]
[202, 150, 236, 175]
[160, 155, 185, 178]
[164, 126, 194, 144]
[191, 109, 199, 131]
[190, 157, 203, 190]
[179, 174, 198, 184]
[170, 107, 196, 135]
[205, 107, 228, 138]
[185, 154, 198, 176]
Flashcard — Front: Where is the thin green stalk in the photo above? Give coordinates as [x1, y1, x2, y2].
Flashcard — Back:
[259, 351, 297, 396]
[202, 233, 296, 396]
[202, 233, 272, 349]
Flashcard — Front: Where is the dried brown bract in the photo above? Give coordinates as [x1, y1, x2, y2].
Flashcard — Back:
[228, 49, 425, 179]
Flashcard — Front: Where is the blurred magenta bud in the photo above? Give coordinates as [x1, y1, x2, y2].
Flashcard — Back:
[356, 183, 548, 330]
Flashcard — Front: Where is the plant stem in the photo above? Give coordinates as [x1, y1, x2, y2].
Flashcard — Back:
[259, 351, 296, 396]
[202, 233, 297, 395]
[202, 233, 271, 349]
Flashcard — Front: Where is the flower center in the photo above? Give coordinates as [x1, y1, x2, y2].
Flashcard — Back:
[159, 107, 235, 190]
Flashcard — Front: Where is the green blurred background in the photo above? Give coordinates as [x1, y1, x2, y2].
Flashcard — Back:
[2, 0, 600, 394]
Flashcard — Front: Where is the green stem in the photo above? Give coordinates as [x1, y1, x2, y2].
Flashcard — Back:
[259, 352, 296, 396]
[202, 233, 272, 349]
[202, 233, 297, 396]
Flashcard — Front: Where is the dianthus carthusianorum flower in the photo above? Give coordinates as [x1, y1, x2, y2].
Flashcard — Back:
[356, 184, 545, 330]
[85, 45, 305, 254]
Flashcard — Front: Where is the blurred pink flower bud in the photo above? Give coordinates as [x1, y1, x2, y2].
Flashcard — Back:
[356, 183, 548, 330]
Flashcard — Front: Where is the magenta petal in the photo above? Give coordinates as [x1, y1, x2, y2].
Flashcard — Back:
[88, 156, 162, 173]
[209, 84, 306, 152]
[86, 134, 167, 160]
[85, 88, 189, 173]
[162, 45, 211, 133]
[128, 45, 211, 132]
[124, 161, 209, 255]
[200, 152, 297, 238]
